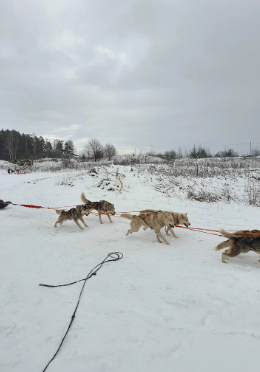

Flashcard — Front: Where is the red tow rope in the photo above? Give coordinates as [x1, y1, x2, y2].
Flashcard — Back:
[9, 202, 57, 210]
[165, 225, 222, 237]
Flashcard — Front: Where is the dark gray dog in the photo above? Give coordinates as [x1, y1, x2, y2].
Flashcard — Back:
[54, 205, 90, 230]
[215, 229, 260, 263]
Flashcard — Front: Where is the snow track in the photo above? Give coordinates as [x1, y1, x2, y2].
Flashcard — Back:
[1, 165, 260, 372]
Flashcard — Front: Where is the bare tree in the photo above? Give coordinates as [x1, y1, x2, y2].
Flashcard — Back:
[251, 148, 260, 157]
[104, 143, 117, 160]
[84, 138, 104, 162]
[215, 148, 238, 158]
[177, 147, 183, 158]
[164, 150, 176, 161]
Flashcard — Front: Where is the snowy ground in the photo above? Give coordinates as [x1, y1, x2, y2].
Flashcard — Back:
[1, 164, 260, 372]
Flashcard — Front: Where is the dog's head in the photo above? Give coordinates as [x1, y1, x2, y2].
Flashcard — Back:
[163, 212, 176, 227]
[107, 203, 116, 215]
[77, 205, 90, 216]
[179, 213, 191, 227]
[83, 205, 90, 216]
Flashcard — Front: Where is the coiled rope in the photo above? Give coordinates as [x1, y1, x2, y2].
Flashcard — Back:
[39, 252, 123, 372]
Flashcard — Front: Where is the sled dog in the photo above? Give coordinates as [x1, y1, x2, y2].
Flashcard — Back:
[81, 192, 115, 224]
[54, 205, 90, 230]
[215, 229, 260, 263]
[140, 210, 190, 237]
[120, 211, 176, 245]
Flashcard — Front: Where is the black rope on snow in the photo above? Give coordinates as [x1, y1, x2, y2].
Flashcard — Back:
[39, 252, 123, 372]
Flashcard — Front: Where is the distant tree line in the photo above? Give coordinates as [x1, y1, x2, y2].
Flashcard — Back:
[154, 144, 259, 160]
[0, 130, 118, 163]
[1, 129, 258, 163]
[0, 129, 75, 162]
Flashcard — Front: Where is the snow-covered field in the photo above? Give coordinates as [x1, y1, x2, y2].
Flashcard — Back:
[1, 164, 260, 372]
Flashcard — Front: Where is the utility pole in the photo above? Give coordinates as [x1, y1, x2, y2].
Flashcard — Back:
[193, 143, 196, 158]
[250, 140, 252, 156]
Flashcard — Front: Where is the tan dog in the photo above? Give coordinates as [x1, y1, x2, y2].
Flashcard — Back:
[120, 211, 176, 245]
[140, 209, 190, 237]
[54, 205, 90, 230]
[81, 192, 115, 224]
[215, 229, 260, 263]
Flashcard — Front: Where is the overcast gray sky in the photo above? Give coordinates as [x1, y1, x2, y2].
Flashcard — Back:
[1, 0, 260, 155]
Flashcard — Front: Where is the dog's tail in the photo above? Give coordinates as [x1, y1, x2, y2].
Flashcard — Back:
[219, 229, 236, 238]
[120, 213, 134, 220]
[220, 229, 260, 238]
[81, 192, 89, 204]
[55, 209, 63, 215]
[214, 240, 230, 251]
[214, 229, 234, 251]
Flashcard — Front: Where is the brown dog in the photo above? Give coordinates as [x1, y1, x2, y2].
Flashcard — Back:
[54, 205, 90, 230]
[121, 211, 176, 245]
[81, 192, 115, 224]
[215, 229, 260, 263]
